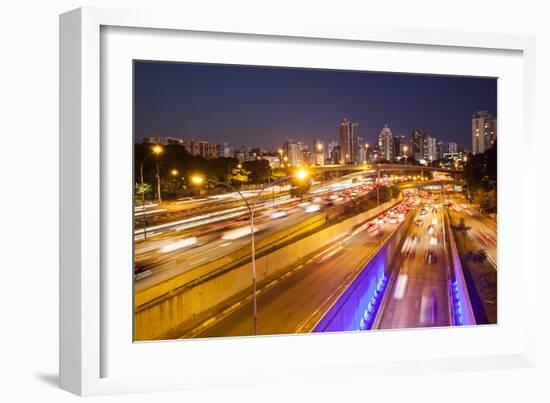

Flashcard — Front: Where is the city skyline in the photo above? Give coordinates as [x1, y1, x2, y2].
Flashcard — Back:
[134, 61, 497, 150]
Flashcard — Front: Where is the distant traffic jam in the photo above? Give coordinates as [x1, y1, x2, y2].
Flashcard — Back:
[134, 175, 413, 278]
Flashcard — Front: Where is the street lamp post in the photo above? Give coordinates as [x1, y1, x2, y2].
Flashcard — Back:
[376, 165, 381, 248]
[191, 169, 309, 336]
[171, 169, 179, 194]
[138, 145, 163, 240]
[155, 154, 162, 205]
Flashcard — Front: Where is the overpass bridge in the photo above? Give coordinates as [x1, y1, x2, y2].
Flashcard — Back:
[310, 163, 461, 176]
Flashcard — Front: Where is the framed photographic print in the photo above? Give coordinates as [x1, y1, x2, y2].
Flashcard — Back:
[60, 7, 537, 396]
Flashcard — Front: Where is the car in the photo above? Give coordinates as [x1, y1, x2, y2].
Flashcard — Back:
[134, 263, 151, 275]
[270, 210, 287, 219]
[304, 204, 321, 213]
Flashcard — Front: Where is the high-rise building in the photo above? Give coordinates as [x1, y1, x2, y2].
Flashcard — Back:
[183, 140, 200, 157]
[426, 135, 437, 162]
[393, 135, 407, 160]
[142, 136, 184, 145]
[447, 142, 458, 154]
[283, 140, 301, 167]
[261, 155, 281, 169]
[234, 145, 257, 162]
[436, 140, 445, 161]
[313, 139, 325, 166]
[378, 123, 394, 162]
[326, 140, 338, 164]
[216, 141, 231, 158]
[357, 136, 367, 164]
[332, 145, 341, 166]
[472, 111, 497, 154]
[410, 129, 427, 162]
[339, 119, 359, 164]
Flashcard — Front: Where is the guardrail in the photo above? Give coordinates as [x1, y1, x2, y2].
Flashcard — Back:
[445, 209, 476, 326]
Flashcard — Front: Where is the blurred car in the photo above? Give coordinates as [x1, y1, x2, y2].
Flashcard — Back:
[270, 210, 287, 219]
[304, 204, 321, 213]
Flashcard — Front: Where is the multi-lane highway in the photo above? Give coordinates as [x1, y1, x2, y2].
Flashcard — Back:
[132, 170, 496, 340]
[186, 195, 418, 338]
[133, 177, 385, 290]
[448, 199, 497, 269]
[446, 195, 497, 324]
[377, 199, 451, 329]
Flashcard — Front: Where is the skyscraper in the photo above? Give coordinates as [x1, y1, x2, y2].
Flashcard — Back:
[393, 135, 407, 160]
[357, 136, 366, 164]
[339, 119, 359, 164]
[313, 139, 325, 166]
[378, 123, 394, 162]
[216, 141, 231, 158]
[472, 111, 497, 154]
[283, 140, 301, 166]
[410, 129, 427, 162]
[426, 135, 437, 162]
[436, 140, 445, 161]
[447, 142, 458, 154]
[326, 140, 338, 164]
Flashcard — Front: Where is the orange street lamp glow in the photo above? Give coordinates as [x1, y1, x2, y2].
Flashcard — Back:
[171, 169, 178, 176]
[191, 176, 204, 185]
[152, 145, 163, 154]
[295, 169, 309, 181]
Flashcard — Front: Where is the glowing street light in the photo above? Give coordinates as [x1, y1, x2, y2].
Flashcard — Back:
[295, 169, 309, 181]
[191, 175, 204, 185]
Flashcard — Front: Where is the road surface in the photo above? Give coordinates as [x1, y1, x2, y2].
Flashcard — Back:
[189, 198, 415, 338]
[377, 200, 451, 329]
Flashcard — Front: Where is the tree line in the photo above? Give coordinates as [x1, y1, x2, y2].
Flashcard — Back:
[463, 141, 497, 213]
[135, 143, 285, 200]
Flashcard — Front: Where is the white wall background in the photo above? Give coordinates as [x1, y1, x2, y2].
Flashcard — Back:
[0, 0, 548, 401]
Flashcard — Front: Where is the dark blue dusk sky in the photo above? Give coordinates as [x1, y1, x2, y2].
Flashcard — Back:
[134, 61, 496, 150]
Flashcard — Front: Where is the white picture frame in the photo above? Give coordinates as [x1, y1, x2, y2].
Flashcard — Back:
[60, 6, 537, 396]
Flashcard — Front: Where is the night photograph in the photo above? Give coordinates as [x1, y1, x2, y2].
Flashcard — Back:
[132, 61, 497, 341]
